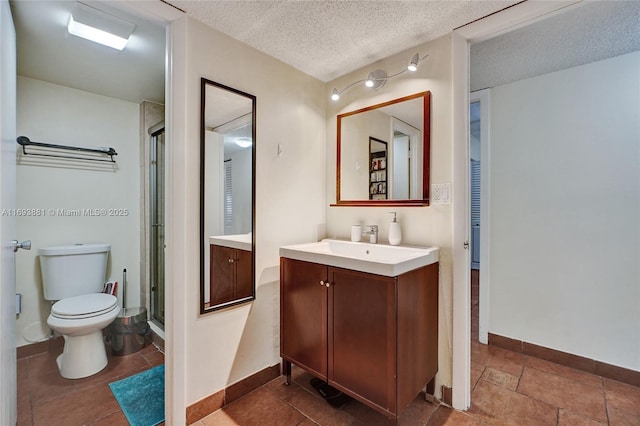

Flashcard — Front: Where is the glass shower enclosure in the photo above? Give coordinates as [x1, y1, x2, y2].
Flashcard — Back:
[149, 123, 165, 327]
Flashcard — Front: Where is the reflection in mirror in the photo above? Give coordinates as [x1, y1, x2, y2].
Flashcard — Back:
[369, 137, 387, 200]
[336, 92, 430, 206]
[200, 78, 256, 313]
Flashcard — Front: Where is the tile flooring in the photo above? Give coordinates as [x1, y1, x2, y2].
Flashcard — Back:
[16, 272, 640, 425]
[17, 337, 164, 426]
[193, 270, 640, 425]
[191, 351, 640, 426]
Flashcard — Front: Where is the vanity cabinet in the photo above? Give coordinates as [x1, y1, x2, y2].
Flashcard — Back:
[210, 244, 252, 306]
[280, 257, 438, 420]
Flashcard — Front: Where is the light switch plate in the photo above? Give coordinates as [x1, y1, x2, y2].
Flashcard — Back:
[431, 183, 451, 204]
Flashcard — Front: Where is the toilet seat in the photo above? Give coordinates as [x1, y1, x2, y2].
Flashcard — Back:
[51, 293, 118, 320]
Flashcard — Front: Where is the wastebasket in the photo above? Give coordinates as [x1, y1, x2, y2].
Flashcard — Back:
[107, 307, 150, 356]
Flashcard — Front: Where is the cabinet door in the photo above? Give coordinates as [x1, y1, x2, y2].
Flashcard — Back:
[235, 249, 253, 300]
[210, 245, 235, 305]
[329, 267, 396, 413]
[280, 258, 328, 379]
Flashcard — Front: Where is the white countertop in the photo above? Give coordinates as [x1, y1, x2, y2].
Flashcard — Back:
[280, 239, 439, 277]
[209, 233, 252, 251]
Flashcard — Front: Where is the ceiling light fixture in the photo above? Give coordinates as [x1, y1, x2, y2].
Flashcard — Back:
[67, 2, 135, 51]
[235, 137, 253, 148]
[330, 53, 428, 101]
[408, 53, 420, 72]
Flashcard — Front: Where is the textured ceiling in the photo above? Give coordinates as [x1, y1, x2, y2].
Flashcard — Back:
[15, 1, 637, 105]
[471, 1, 640, 91]
[165, 0, 519, 82]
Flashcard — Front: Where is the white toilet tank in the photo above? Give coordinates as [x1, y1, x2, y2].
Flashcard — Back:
[38, 244, 111, 301]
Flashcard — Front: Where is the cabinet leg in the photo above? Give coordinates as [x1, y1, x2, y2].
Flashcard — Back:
[425, 377, 436, 402]
[282, 360, 291, 386]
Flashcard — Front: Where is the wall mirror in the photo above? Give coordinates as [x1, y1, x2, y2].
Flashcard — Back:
[200, 78, 256, 313]
[335, 91, 430, 206]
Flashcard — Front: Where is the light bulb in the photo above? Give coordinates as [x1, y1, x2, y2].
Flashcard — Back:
[331, 88, 340, 101]
[365, 72, 375, 88]
[235, 137, 252, 148]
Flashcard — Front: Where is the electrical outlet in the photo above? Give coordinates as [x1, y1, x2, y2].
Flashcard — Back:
[431, 183, 451, 204]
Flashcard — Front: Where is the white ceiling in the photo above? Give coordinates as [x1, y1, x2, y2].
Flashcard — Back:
[11, 0, 520, 104]
[11, 0, 166, 104]
[165, 0, 519, 83]
[470, 1, 640, 91]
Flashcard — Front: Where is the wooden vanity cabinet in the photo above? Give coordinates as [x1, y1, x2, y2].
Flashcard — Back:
[210, 244, 252, 306]
[280, 257, 439, 420]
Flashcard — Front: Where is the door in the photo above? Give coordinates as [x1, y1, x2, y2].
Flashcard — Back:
[0, 1, 17, 424]
[470, 90, 490, 345]
[210, 245, 235, 305]
[328, 267, 396, 413]
[234, 249, 252, 300]
[280, 258, 328, 380]
[470, 159, 480, 269]
[150, 125, 165, 325]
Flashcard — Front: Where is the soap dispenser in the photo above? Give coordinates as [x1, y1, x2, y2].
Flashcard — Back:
[388, 212, 402, 246]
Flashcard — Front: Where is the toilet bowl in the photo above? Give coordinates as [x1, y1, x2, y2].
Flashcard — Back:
[47, 293, 120, 379]
[39, 243, 120, 379]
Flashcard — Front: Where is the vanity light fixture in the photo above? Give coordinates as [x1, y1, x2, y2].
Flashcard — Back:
[331, 53, 428, 101]
[67, 2, 135, 51]
[408, 53, 420, 72]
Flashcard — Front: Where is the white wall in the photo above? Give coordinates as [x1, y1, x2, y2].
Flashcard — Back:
[326, 34, 454, 394]
[488, 52, 640, 370]
[168, 17, 326, 416]
[228, 147, 252, 234]
[15, 76, 141, 346]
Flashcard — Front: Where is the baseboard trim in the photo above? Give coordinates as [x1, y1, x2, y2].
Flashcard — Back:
[488, 332, 640, 387]
[440, 385, 452, 406]
[186, 364, 280, 424]
[17, 336, 63, 359]
[147, 326, 165, 352]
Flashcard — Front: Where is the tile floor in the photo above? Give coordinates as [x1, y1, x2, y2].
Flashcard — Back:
[16, 271, 640, 425]
[193, 270, 640, 425]
[17, 337, 164, 426]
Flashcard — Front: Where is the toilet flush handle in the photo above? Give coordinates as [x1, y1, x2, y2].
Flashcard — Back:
[11, 240, 31, 252]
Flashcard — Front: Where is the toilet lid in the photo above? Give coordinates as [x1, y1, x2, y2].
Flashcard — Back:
[52, 293, 118, 319]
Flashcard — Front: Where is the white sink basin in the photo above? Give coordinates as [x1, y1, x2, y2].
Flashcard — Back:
[280, 239, 439, 277]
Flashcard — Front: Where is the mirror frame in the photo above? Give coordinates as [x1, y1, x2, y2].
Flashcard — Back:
[334, 91, 431, 206]
[200, 77, 257, 314]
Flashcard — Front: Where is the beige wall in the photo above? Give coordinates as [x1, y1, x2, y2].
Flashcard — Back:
[488, 52, 640, 371]
[15, 76, 141, 347]
[167, 16, 326, 417]
[325, 34, 454, 394]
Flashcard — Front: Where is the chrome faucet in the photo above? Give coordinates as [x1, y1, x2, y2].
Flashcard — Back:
[363, 225, 378, 244]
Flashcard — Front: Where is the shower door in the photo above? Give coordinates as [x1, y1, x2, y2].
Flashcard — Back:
[150, 125, 165, 326]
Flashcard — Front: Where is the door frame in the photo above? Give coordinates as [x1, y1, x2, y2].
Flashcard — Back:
[0, 0, 17, 424]
[450, 0, 582, 410]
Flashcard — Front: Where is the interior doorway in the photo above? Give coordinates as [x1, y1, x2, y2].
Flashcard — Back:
[469, 90, 489, 345]
[469, 100, 481, 343]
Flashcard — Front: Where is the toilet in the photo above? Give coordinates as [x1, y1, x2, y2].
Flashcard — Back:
[38, 243, 120, 379]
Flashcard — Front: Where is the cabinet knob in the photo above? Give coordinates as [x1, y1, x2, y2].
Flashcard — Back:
[325, 282, 331, 288]
[320, 280, 325, 286]
[228, 258, 234, 263]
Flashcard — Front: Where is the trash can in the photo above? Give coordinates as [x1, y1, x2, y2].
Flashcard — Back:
[107, 307, 150, 356]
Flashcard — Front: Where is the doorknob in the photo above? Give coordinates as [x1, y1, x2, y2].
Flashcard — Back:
[11, 240, 31, 252]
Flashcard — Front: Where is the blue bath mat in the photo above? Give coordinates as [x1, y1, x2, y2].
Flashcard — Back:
[109, 365, 164, 426]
